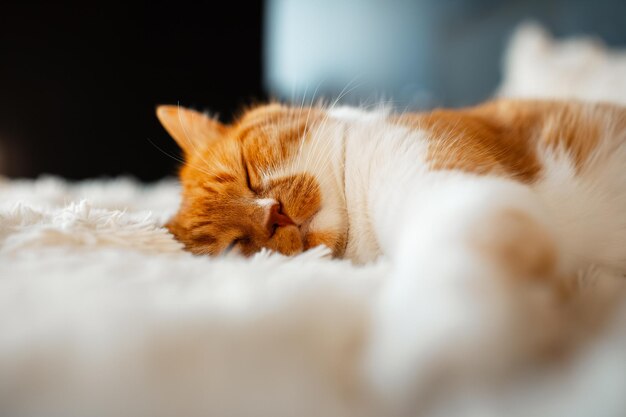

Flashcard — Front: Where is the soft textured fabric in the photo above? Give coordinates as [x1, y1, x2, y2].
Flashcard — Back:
[1, 176, 625, 417]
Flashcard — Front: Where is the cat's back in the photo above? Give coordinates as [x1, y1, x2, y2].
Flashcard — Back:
[395, 99, 626, 183]
[471, 99, 626, 172]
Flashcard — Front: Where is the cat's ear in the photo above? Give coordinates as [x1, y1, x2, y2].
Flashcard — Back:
[156, 105, 226, 155]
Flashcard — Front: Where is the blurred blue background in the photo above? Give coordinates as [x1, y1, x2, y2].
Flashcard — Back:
[265, 0, 626, 108]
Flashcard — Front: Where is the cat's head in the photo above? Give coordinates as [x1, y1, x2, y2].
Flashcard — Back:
[157, 104, 347, 257]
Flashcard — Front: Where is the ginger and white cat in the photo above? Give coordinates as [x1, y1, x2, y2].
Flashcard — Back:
[158, 100, 626, 271]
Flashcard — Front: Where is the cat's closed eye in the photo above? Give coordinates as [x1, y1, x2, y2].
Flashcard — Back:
[241, 155, 255, 193]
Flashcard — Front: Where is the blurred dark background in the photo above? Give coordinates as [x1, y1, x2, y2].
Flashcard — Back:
[1, 0, 625, 180]
[0, 1, 265, 180]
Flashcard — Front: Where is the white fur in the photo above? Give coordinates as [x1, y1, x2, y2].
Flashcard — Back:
[255, 197, 277, 208]
[534, 121, 626, 272]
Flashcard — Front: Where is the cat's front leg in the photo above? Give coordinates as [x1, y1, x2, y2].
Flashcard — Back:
[365, 174, 570, 411]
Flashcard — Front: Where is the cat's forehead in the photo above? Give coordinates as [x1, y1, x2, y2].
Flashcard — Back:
[233, 106, 325, 157]
[180, 104, 325, 192]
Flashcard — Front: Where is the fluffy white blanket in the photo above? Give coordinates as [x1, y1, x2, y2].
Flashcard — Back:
[2, 25, 626, 417]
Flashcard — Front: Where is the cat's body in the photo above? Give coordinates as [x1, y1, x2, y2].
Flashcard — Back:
[158, 100, 626, 270]
[340, 100, 626, 272]
[158, 99, 626, 401]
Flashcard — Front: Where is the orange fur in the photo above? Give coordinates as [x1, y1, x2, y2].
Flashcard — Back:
[157, 99, 625, 257]
[397, 99, 625, 181]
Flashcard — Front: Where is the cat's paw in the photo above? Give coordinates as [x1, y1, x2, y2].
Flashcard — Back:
[472, 208, 574, 299]
[475, 209, 557, 278]
[304, 230, 345, 257]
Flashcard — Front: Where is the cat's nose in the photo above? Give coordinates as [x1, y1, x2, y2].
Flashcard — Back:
[267, 202, 294, 234]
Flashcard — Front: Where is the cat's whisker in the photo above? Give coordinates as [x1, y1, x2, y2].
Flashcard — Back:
[147, 137, 216, 178]
[305, 101, 354, 178]
[301, 80, 325, 141]
[306, 79, 364, 172]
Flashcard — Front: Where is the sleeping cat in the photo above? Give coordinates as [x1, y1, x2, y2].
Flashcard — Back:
[158, 100, 626, 269]
[157, 100, 626, 402]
